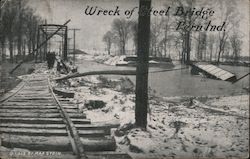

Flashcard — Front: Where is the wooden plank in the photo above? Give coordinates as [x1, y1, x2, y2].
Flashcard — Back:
[65, 109, 79, 113]
[18, 91, 49, 93]
[59, 99, 71, 102]
[62, 105, 78, 109]
[14, 95, 52, 98]
[24, 86, 48, 88]
[191, 63, 236, 82]
[1, 102, 56, 106]
[68, 113, 86, 118]
[7, 99, 55, 103]
[75, 123, 120, 135]
[10, 97, 54, 100]
[86, 152, 132, 159]
[210, 68, 222, 75]
[0, 122, 114, 135]
[71, 118, 91, 124]
[15, 93, 50, 96]
[20, 89, 48, 91]
[55, 70, 136, 81]
[78, 130, 105, 137]
[61, 103, 77, 105]
[1, 134, 117, 152]
[53, 87, 75, 98]
[20, 90, 48, 92]
[28, 79, 48, 82]
[0, 105, 57, 109]
[0, 128, 68, 136]
[0, 123, 66, 129]
[0, 113, 62, 118]
[0, 109, 59, 113]
[80, 137, 116, 151]
[0, 117, 64, 124]
[1, 134, 72, 151]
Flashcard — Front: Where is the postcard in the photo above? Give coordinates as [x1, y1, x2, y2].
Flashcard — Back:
[0, 0, 249, 159]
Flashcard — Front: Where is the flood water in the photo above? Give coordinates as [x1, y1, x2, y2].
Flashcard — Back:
[76, 60, 249, 97]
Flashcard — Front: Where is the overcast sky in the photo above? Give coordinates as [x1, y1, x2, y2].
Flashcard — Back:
[27, 0, 249, 55]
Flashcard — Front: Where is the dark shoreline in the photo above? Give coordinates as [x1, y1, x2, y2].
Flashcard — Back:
[0, 62, 34, 96]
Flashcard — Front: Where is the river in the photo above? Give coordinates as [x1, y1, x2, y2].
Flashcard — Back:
[76, 60, 249, 97]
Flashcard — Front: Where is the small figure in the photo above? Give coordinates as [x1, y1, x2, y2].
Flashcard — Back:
[57, 59, 63, 72]
[46, 52, 56, 69]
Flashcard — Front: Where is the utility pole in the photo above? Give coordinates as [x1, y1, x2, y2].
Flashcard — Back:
[69, 29, 80, 64]
[67, 37, 71, 59]
[135, 0, 151, 129]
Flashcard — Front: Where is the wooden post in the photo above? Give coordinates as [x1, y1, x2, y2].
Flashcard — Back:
[64, 26, 68, 61]
[135, 0, 151, 129]
[73, 29, 75, 63]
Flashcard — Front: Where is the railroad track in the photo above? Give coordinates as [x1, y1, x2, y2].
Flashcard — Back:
[0, 73, 131, 159]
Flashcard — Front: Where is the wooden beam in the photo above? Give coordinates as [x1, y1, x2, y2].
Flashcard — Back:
[55, 70, 136, 81]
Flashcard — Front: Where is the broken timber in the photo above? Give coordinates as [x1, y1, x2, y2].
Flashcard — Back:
[55, 70, 137, 81]
[54, 68, 190, 81]
[191, 63, 237, 82]
[53, 87, 75, 98]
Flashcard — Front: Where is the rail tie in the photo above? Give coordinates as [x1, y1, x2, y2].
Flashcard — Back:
[0, 68, 132, 159]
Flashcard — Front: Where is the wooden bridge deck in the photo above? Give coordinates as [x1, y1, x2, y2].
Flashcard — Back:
[191, 63, 237, 82]
[0, 72, 131, 159]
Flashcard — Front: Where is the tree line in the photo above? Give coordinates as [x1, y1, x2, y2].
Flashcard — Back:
[0, 0, 43, 63]
[103, 0, 244, 64]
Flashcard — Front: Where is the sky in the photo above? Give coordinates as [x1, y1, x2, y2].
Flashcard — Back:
[27, 0, 249, 56]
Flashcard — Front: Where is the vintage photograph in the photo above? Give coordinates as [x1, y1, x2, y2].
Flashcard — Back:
[0, 0, 249, 158]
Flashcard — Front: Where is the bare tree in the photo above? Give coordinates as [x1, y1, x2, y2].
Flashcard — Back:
[3, 1, 18, 63]
[173, 36, 183, 60]
[196, 32, 207, 61]
[0, 1, 6, 62]
[25, 11, 40, 57]
[207, 34, 215, 61]
[161, 2, 174, 58]
[230, 30, 242, 63]
[150, 18, 163, 57]
[216, 0, 238, 64]
[16, 0, 23, 60]
[103, 31, 114, 55]
[174, 0, 198, 64]
[0, 0, 42, 63]
[130, 21, 138, 54]
[111, 18, 131, 55]
[174, 0, 216, 64]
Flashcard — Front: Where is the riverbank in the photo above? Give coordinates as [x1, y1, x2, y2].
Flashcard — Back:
[69, 55, 249, 158]
[0, 62, 34, 97]
[54, 69, 249, 159]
